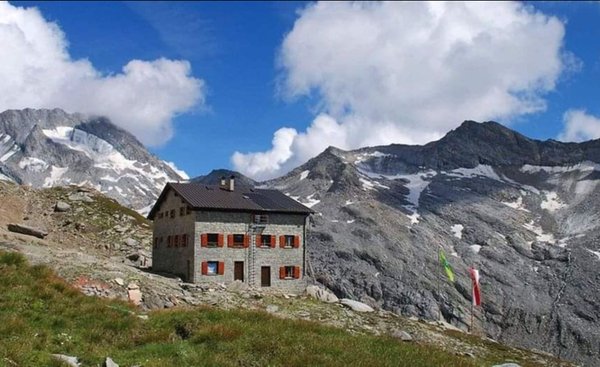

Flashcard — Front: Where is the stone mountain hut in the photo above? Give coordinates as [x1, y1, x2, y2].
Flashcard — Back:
[147, 176, 313, 292]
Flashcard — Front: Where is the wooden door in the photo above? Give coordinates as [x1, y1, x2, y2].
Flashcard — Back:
[234, 261, 244, 282]
[261, 266, 271, 287]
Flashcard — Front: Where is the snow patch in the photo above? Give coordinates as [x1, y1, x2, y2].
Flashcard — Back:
[521, 161, 600, 174]
[302, 193, 321, 208]
[470, 245, 481, 253]
[344, 200, 354, 206]
[451, 224, 464, 239]
[19, 157, 49, 172]
[43, 166, 69, 187]
[43, 126, 172, 190]
[346, 219, 355, 224]
[540, 191, 565, 212]
[501, 196, 528, 211]
[407, 212, 420, 225]
[587, 249, 600, 261]
[0, 172, 14, 182]
[523, 220, 556, 244]
[445, 165, 502, 181]
[299, 170, 309, 180]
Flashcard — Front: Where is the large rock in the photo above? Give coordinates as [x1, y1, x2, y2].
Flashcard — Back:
[68, 192, 94, 203]
[128, 289, 142, 306]
[340, 299, 374, 313]
[123, 238, 139, 248]
[7, 223, 48, 239]
[54, 201, 71, 212]
[306, 285, 339, 303]
[51, 354, 80, 367]
[104, 357, 119, 367]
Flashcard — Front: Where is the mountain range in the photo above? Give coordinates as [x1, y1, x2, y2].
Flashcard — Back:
[1, 109, 599, 365]
[259, 120, 600, 366]
[0, 109, 184, 213]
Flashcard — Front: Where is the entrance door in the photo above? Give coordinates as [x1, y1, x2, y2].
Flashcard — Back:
[234, 261, 244, 282]
[261, 266, 271, 287]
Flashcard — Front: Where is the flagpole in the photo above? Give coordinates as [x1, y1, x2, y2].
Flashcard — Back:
[470, 299, 474, 333]
[437, 250, 440, 322]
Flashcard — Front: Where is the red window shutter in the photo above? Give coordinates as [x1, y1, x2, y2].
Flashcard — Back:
[218, 261, 225, 275]
[227, 234, 233, 248]
[294, 266, 301, 279]
[201, 261, 208, 275]
[293, 235, 300, 248]
[243, 235, 249, 248]
[201, 234, 208, 247]
[182, 234, 187, 247]
[176, 235, 180, 247]
[217, 234, 224, 247]
[279, 236, 285, 248]
[256, 234, 262, 248]
[279, 266, 286, 279]
[270, 235, 276, 248]
[167, 235, 171, 248]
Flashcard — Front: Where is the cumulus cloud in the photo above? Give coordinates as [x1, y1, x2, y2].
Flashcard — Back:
[0, 2, 204, 146]
[233, 1, 570, 179]
[559, 110, 600, 142]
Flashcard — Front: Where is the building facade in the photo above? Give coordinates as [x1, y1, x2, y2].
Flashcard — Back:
[148, 178, 312, 293]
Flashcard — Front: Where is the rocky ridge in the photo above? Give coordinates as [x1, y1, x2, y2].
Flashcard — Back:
[0, 108, 184, 213]
[262, 121, 600, 366]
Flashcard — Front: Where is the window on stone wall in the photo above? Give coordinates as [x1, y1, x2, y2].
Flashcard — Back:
[186, 206, 192, 215]
[207, 261, 218, 275]
[179, 207, 185, 216]
[283, 235, 294, 248]
[260, 234, 273, 247]
[253, 214, 269, 224]
[158, 212, 163, 219]
[170, 209, 175, 218]
[182, 234, 188, 247]
[167, 235, 172, 248]
[285, 266, 294, 278]
[232, 234, 245, 247]
[207, 233, 219, 247]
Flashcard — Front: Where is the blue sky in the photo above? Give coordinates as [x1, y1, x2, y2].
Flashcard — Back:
[5, 2, 600, 180]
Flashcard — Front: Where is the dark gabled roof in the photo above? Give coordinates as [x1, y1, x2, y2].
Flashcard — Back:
[147, 182, 314, 219]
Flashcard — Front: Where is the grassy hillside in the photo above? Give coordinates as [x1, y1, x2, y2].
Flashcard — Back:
[0, 250, 479, 367]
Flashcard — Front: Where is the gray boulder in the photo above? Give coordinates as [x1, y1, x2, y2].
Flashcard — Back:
[7, 223, 48, 239]
[391, 329, 413, 342]
[51, 354, 80, 367]
[54, 201, 71, 212]
[104, 357, 119, 367]
[306, 285, 339, 303]
[340, 298, 374, 312]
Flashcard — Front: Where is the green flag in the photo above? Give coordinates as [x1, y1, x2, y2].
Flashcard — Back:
[439, 249, 455, 282]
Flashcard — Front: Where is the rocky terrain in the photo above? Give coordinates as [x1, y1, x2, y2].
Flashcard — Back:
[0, 108, 185, 213]
[261, 120, 600, 366]
[0, 181, 573, 366]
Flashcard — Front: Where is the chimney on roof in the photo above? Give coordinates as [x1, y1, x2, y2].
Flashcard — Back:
[229, 175, 235, 191]
[220, 176, 226, 188]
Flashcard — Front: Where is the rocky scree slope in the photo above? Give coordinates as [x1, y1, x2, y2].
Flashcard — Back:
[0, 108, 184, 213]
[264, 121, 600, 366]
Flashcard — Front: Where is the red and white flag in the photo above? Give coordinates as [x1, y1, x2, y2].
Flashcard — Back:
[469, 267, 481, 307]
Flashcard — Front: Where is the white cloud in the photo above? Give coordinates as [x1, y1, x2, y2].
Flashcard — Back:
[559, 110, 600, 142]
[233, 1, 570, 179]
[0, 2, 204, 146]
[164, 161, 190, 180]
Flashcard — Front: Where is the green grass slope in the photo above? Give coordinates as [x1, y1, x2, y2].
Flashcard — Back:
[0, 251, 480, 367]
